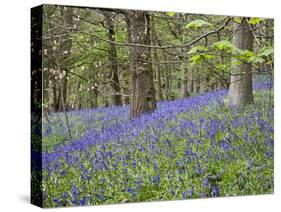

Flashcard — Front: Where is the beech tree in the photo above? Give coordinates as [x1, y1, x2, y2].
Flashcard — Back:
[228, 18, 254, 107]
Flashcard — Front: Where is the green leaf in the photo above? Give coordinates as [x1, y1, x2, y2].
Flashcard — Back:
[190, 54, 214, 66]
[190, 54, 203, 65]
[167, 11, 176, 17]
[187, 46, 208, 54]
[204, 54, 215, 59]
[212, 40, 235, 51]
[252, 57, 265, 64]
[233, 50, 256, 63]
[248, 17, 263, 25]
[258, 46, 274, 57]
[215, 64, 228, 71]
[185, 19, 213, 30]
[233, 17, 241, 24]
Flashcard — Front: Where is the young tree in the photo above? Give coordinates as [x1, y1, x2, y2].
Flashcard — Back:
[126, 11, 157, 117]
[228, 18, 254, 106]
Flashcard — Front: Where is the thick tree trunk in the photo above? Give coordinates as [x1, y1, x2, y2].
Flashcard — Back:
[126, 11, 157, 117]
[104, 13, 122, 106]
[228, 18, 254, 107]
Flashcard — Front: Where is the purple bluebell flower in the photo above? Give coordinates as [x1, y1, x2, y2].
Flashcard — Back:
[189, 186, 194, 197]
[182, 191, 187, 199]
[211, 185, 219, 197]
[80, 196, 86, 205]
[152, 174, 160, 184]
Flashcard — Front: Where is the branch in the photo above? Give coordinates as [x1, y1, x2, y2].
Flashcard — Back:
[44, 17, 231, 50]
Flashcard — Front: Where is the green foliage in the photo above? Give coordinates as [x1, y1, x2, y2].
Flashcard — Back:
[233, 17, 241, 24]
[167, 11, 176, 17]
[190, 54, 214, 66]
[258, 46, 274, 57]
[212, 40, 236, 52]
[188, 46, 208, 54]
[215, 64, 229, 71]
[185, 19, 213, 30]
[248, 17, 263, 25]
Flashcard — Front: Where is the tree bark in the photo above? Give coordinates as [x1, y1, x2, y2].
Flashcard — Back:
[151, 17, 163, 101]
[126, 11, 157, 117]
[104, 13, 122, 106]
[155, 62, 163, 101]
[181, 63, 189, 98]
[90, 88, 98, 108]
[228, 18, 254, 107]
[195, 75, 200, 93]
[48, 77, 58, 112]
[189, 71, 194, 93]
[58, 7, 73, 111]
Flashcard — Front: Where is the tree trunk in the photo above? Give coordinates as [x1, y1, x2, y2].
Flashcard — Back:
[228, 18, 254, 107]
[196, 76, 200, 93]
[155, 62, 163, 101]
[48, 77, 58, 112]
[70, 79, 79, 110]
[121, 69, 130, 105]
[181, 64, 189, 98]
[189, 70, 194, 93]
[104, 13, 122, 106]
[126, 11, 157, 117]
[151, 17, 163, 101]
[90, 88, 98, 108]
[58, 7, 73, 111]
[204, 76, 210, 92]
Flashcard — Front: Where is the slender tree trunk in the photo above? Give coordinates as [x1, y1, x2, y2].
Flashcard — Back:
[90, 88, 98, 108]
[104, 13, 122, 106]
[204, 76, 210, 92]
[196, 77, 200, 93]
[71, 80, 79, 109]
[121, 69, 130, 105]
[78, 93, 82, 110]
[59, 79, 72, 140]
[48, 76, 58, 112]
[151, 17, 163, 101]
[155, 62, 163, 101]
[58, 7, 73, 111]
[181, 64, 189, 98]
[189, 71, 194, 93]
[126, 11, 157, 117]
[228, 18, 254, 107]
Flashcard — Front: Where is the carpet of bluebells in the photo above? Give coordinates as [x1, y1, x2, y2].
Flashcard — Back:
[41, 82, 273, 207]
